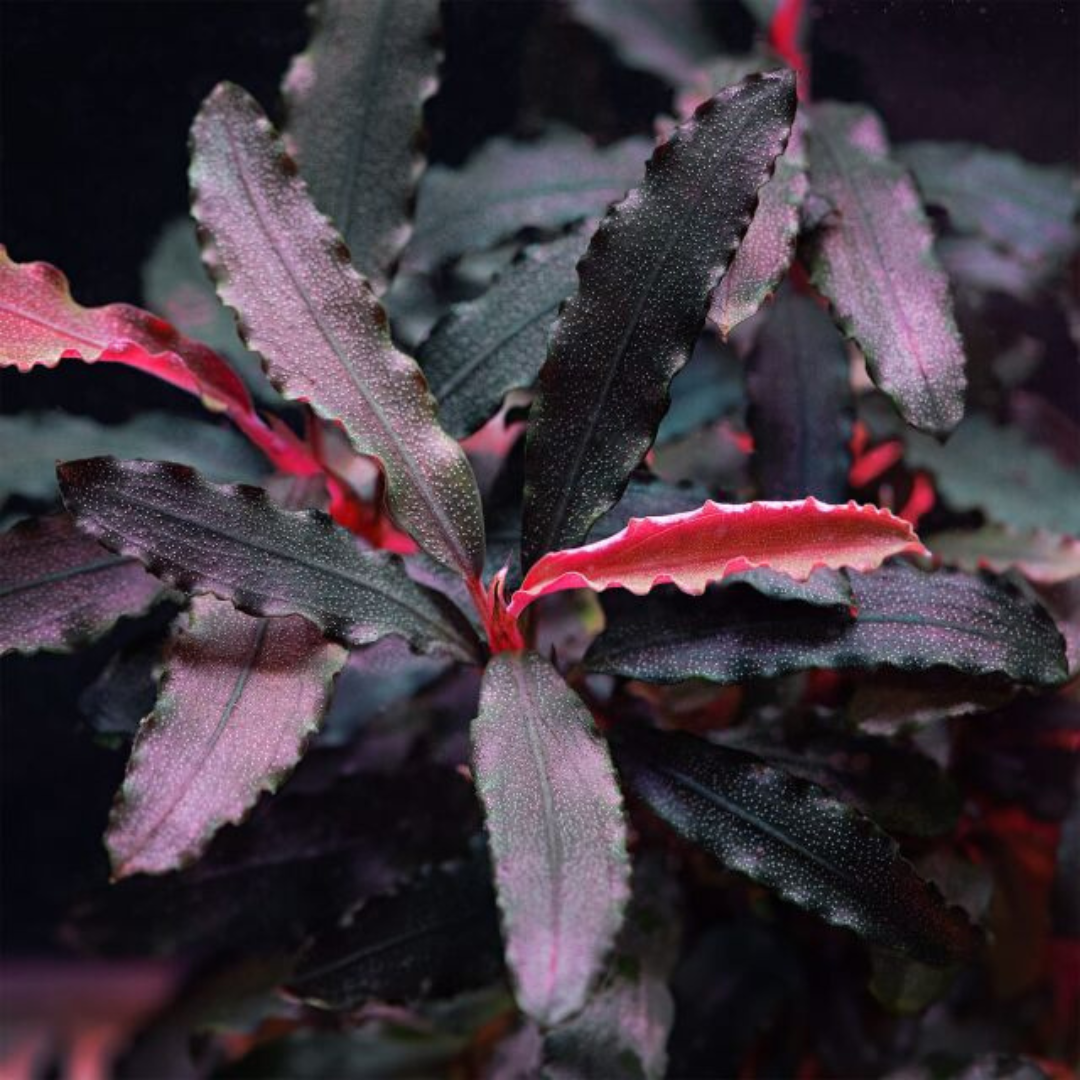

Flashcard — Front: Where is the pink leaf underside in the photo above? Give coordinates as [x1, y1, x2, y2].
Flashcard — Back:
[0, 247, 316, 475]
[507, 498, 927, 618]
[108, 595, 346, 878]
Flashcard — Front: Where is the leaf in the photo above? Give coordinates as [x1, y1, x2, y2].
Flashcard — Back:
[521, 72, 797, 568]
[290, 848, 503, 1009]
[107, 596, 347, 877]
[0, 513, 168, 656]
[282, 0, 441, 293]
[404, 132, 652, 272]
[0, 246, 305, 473]
[615, 725, 977, 965]
[806, 103, 966, 435]
[709, 116, 809, 338]
[418, 233, 589, 439]
[189, 83, 485, 579]
[655, 332, 744, 446]
[472, 650, 630, 1026]
[542, 857, 679, 1080]
[142, 217, 279, 404]
[568, 0, 719, 84]
[586, 563, 1068, 687]
[745, 285, 853, 502]
[0, 411, 266, 506]
[928, 526, 1080, 585]
[508, 498, 923, 618]
[58, 458, 480, 662]
[897, 141, 1080, 269]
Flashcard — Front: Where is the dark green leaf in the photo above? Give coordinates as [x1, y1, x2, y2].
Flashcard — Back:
[655, 332, 744, 445]
[282, 0, 441, 293]
[58, 458, 480, 662]
[405, 132, 652, 271]
[472, 650, 630, 1025]
[615, 725, 977, 964]
[587, 564, 1067, 687]
[807, 103, 966, 435]
[418, 233, 589, 438]
[522, 72, 797, 568]
[746, 284, 852, 502]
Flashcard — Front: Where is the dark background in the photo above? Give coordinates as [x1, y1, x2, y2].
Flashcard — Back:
[1, 0, 1078, 955]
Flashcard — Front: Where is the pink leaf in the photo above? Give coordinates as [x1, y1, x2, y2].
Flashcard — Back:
[507, 498, 926, 618]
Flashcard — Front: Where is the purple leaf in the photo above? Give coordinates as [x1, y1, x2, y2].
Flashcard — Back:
[472, 650, 630, 1026]
[807, 103, 966, 436]
[0, 514, 167, 656]
[282, 0, 441, 293]
[189, 83, 485, 579]
[107, 595, 346, 878]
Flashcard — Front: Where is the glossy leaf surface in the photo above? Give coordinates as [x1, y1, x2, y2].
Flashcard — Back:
[58, 458, 479, 661]
[472, 650, 630, 1026]
[509, 498, 923, 618]
[107, 596, 347, 878]
[189, 83, 485, 577]
[405, 133, 650, 271]
[419, 232, 589, 438]
[616, 726, 976, 964]
[587, 564, 1068, 687]
[0, 514, 167, 656]
[522, 72, 797, 567]
[807, 104, 966, 435]
[282, 0, 440, 292]
[745, 285, 852, 501]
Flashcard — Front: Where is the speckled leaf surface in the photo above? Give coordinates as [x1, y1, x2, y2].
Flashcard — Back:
[189, 83, 485, 578]
[709, 117, 808, 338]
[58, 458, 479, 662]
[107, 596, 346, 878]
[569, 0, 718, 84]
[897, 142, 1080, 269]
[291, 850, 503, 1009]
[0, 514, 167, 656]
[587, 563, 1067, 687]
[404, 133, 651, 271]
[521, 72, 797, 568]
[472, 650, 630, 1026]
[615, 725, 977, 964]
[509, 498, 922, 617]
[807, 104, 966, 435]
[927, 526, 1080, 585]
[419, 232, 589, 438]
[282, 0, 440, 293]
[745, 285, 852, 501]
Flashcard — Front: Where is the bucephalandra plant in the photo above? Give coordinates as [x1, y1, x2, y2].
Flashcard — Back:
[2, 1, 1078, 1076]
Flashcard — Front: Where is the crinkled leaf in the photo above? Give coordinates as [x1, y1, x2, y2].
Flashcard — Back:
[522, 72, 798, 567]
[0, 514, 168, 656]
[928, 526, 1080, 585]
[282, 0, 441, 293]
[807, 104, 966, 435]
[290, 848, 503, 1009]
[472, 650, 630, 1026]
[655, 332, 744, 445]
[58, 458, 480, 662]
[542, 858, 679, 1080]
[107, 596, 347, 878]
[189, 83, 485, 578]
[709, 117, 809, 337]
[0, 411, 266, 506]
[405, 132, 652, 272]
[418, 233, 589, 438]
[897, 141, 1080, 269]
[509, 498, 923, 618]
[615, 725, 977, 965]
[569, 0, 719, 84]
[587, 563, 1068, 687]
[746, 285, 853, 502]
[142, 217, 279, 404]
